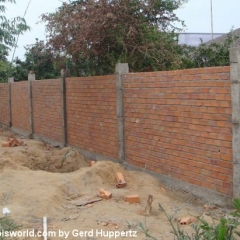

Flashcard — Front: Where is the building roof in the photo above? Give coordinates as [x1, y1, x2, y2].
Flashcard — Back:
[178, 33, 224, 46]
[204, 28, 240, 47]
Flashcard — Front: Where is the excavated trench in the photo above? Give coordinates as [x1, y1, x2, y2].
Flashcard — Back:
[0, 138, 88, 173]
[22, 147, 88, 173]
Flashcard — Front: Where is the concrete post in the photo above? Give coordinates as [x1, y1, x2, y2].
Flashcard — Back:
[61, 69, 69, 147]
[28, 72, 35, 138]
[8, 77, 14, 127]
[230, 47, 240, 197]
[28, 71, 36, 81]
[115, 63, 129, 163]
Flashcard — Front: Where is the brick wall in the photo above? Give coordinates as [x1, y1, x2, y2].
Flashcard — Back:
[0, 83, 9, 126]
[11, 82, 30, 132]
[32, 80, 63, 142]
[123, 67, 232, 195]
[66, 75, 118, 159]
[0, 66, 234, 198]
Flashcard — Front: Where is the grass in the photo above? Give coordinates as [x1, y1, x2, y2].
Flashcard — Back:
[0, 216, 19, 240]
[127, 198, 240, 239]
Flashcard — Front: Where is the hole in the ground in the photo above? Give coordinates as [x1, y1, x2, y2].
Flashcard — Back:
[22, 148, 88, 173]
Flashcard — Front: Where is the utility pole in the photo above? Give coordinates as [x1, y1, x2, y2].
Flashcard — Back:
[210, 0, 213, 40]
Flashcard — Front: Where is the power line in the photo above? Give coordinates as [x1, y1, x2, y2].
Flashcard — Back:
[11, 0, 32, 63]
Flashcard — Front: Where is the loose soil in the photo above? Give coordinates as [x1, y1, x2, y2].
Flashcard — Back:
[0, 127, 230, 240]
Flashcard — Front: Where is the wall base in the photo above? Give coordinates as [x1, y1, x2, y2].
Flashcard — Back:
[69, 145, 119, 163]
[2, 126, 63, 148]
[10, 127, 31, 138]
[0, 123, 10, 130]
[123, 162, 232, 207]
[32, 133, 63, 148]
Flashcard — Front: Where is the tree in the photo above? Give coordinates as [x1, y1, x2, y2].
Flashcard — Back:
[42, 0, 188, 76]
[0, 0, 29, 51]
[0, 45, 10, 80]
[0, 0, 30, 82]
[178, 30, 240, 69]
[12, 39, 59, 80]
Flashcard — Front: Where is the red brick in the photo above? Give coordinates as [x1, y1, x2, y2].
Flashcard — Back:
[2, 142, 10, 147]
[116, 172, 127, 188]
[98, 189, 112, 200]
[125, 194, 140, 203]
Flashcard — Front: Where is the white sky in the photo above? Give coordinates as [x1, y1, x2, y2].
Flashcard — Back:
[5, 0, 62, 61]
[176, 0, 240, 33]
[5, 0, 240, 60]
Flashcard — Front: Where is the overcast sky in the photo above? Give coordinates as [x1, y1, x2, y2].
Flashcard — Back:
[5, 0, 240, 60]
[176, 0, 240, 33]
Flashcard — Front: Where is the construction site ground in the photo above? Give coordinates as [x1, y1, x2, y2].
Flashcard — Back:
[0, 127, 231, 240]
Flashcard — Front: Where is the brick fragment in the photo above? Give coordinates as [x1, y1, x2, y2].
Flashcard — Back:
[125, 194, 140, 203]
[89, 161, 96, 167]
[2, 138, 22, 147]
[116, 172, 127, 188]
[2, 142, 10, 147]
[98, 188, 112, 200]
[9, 138, 20, 147]
[178, 217, 196, 225]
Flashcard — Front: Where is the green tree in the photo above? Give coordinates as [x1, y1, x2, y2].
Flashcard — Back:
[42, 0, 188, 76]
[0, 46, 10, 80]
[12, 39, 59, 80]
[178, 30, 240, 69]
[0, 0, 30, 82]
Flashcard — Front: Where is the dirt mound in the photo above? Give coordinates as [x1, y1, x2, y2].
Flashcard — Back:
[78, 161, 123, 186]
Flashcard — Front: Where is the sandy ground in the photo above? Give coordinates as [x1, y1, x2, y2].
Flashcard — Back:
[0, 127, 230, 240]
